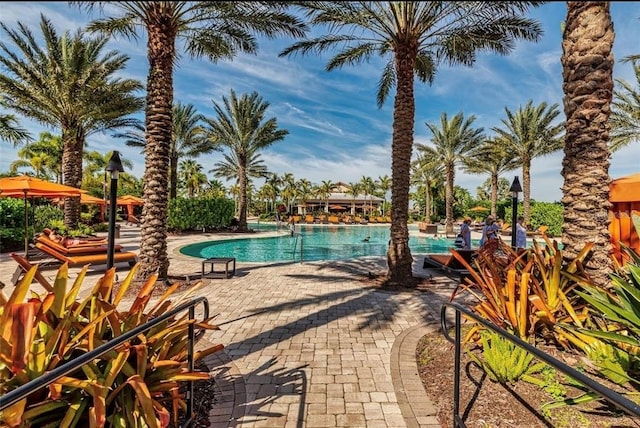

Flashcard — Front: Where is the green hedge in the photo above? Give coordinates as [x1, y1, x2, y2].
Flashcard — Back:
[504, 201, 563, 237]
[0, 198, 32, 253]
[168, 197, 235, 232]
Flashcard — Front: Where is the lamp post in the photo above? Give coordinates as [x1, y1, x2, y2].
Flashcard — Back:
[510, 176, 523, 249]
[106, 151, 124, 270]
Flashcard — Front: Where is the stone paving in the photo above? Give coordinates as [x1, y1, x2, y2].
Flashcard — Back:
[0, 223, 472, 428]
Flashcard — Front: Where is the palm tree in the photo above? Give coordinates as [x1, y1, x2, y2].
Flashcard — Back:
[492, 100, 564, 222]
[561, 2, 614, 287]
[9, 132, 63, 181]
[79, 2, 306, 280]
[610, 58, 640, 152]
[316, 180, 335, 213]
[203, 179, 227, 199]
[281, 2, 543, 285]
[377, 175, 391, 216]
[359, 176, 376, 214]
[281, 172, 296, 214]
[120, 102, 210, 200]
[179, 159, 207, 197]
[0, 15, 143, 228]
[464, 137, 520, 218]
[297, 178, 314, 215]
[417, 112, 484, 234]
[0, 112, 32, 146]
[346, 182, 363, 216]
[265, 173, 282, 214]
[83, 149, 134, 199]
[204, 90, 288, 231]
[410, 154, 444, 222]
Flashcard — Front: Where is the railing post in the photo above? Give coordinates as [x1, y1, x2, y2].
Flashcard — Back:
[187, 305, 195, 425]
[453, 308, 461, 428]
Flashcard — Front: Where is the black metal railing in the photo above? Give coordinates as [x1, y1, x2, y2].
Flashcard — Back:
[0, 296, 210, 427]
[440, 302, 640, 428]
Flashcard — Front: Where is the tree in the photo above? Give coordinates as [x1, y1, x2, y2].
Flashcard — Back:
[609, 58, 640, 152]
[296, 178, 314, 215]
[492, 100, 564, 222]
[316, 180, 335, 213]
[417, 112, 484, 234]
[410, 154, 444, 221]
[9, 132, 62, 181]
[179, 159, 207, 197]
[205, 90, 288, 231]
[0, 15, 143, 228]
[121, 102, 210, 200]
[346, 182, 363, 216]
[377, 175, 391, 216]
[561, 1, 614, 287]
[281, 1, 543, 285]
[476, 177, 511, 203]
[80, 1, 306, 280]
[83, 149, 134, 198]
[464, 137, 520, 217]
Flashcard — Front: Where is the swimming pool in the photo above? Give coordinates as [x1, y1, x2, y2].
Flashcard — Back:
[180, 223, 478, 263]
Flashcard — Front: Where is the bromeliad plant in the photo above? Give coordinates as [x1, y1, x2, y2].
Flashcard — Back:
[0, 260, 223, 428]
[451, 236, 592, 344]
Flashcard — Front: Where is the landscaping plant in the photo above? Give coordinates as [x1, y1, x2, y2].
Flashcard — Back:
[0, 261, 223, 427]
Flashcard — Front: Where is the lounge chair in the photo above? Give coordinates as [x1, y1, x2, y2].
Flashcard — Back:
[422, 249, 476, 280]
[526, 225, 548, 237]
[328, 215, 340, 224]
[34, 239, 137, 267]
[305, 214, 315, 224]
[36, 234, 123, 255]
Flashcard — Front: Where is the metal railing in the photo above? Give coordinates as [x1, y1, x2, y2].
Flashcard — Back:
[440, 302, 640, 428]
[0, 296, 210, 428]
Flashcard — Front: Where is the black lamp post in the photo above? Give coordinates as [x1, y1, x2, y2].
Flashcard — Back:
[106, 151, 124, 270]
[510, 176, 523, 249]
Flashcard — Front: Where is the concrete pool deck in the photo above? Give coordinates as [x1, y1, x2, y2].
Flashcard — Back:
[0, 222, 476, 427]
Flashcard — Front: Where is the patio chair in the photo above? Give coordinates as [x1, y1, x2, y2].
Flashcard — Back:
[422, 249, 476, 281]
[36, 234, 123, 256]
[34, 238, 137, 267]
[305, 214, 315, 224]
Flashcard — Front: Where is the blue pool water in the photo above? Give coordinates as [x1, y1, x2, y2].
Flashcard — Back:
[180, 223, 478, 263]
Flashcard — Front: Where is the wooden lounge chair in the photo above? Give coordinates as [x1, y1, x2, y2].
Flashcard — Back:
[328, 215, 340, 224]
[34, 239, 137, 267]
[422, 249, 476, 280]
[305, 214, 315, 224]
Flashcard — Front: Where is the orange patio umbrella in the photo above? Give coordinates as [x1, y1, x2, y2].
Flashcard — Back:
[610, 173, 640, 202]
[116, 194, 144, 223]
[468, 206, 489, 212]
[0, 175, 83, 255]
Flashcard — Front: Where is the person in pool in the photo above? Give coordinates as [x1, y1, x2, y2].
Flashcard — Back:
[362, 236, 371, 242]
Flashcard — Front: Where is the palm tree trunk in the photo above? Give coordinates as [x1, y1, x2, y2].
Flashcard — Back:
[445, 168, 454, 234]
[238, 163, 248, 231]
[491, 172, 498, 218]
[387, 45, 416, 285]
[170, 154, 178, 200]
[136, 21, 175, 281]
[522, 159, 531, 223]
[561, 1, 613, 287]
[62, 131, 83, 229]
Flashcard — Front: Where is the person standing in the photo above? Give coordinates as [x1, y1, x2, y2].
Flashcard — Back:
[460, 217, 472, 250]
[479, 215, 499, 248]
[516, 216, 527, 249]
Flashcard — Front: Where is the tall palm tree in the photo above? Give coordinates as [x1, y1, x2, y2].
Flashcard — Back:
[179, 159, 207, 197]
[204, 90, 288, 231]
[561, 1, 614, 287]
[360, 176, 376, 214]
[410, 154, 444, 221]
[346, 182, 363, 216]
[0, 15, 143, 228]
[609, 58, 640, 152]
[281, 1, 543, 285]
[80, 2, 306, 280]
[492, 100, 564, 222]
[316, 180, 335, 212]
[377, 175, 391, 216]
[297, 178, 314, 215]
[464, 137, 520, 218]
[83, 149, 134, 199]
[120, 102, 210, 199]
[417, 112, 484, 234]
[9, 132, 63, 181]
[281, 172, 296, 214]
[265, 173, 282, 214]
[203, 179, 227, 199]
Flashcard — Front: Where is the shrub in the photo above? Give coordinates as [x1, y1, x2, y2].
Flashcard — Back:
[0, 261, 223, 427]
[167, 197, 234, 232]
[504, 201, 563, 237]
[0, 198, 32, 253]
[33, 204, 63, 232]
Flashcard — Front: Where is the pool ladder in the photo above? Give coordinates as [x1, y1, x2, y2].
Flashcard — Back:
[291, 232, 304, 263]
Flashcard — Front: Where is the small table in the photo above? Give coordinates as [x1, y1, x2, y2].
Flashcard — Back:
[202, 257, 236, 279]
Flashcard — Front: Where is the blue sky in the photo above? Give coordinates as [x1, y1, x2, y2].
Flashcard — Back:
[1, 2, 639, 203]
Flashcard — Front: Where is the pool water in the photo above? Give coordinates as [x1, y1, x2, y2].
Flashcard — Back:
[180, 223, 478, 263]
